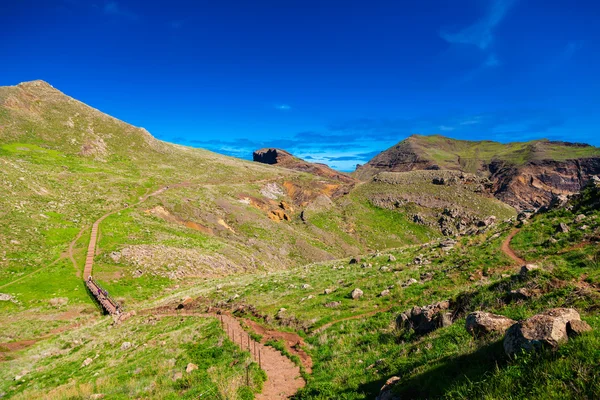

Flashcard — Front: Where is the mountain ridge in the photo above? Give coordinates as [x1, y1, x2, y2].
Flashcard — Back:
[355, 134, 600, 210]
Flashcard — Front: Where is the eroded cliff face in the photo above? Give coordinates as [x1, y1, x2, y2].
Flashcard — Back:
[490, 158, 600, 210]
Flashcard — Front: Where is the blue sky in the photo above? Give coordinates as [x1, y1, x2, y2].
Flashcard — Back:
[1, 0, 599, 171]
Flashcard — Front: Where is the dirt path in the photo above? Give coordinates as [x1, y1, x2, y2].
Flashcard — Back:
[141, 308, 305, 399]
[501, 228, 525, 265]
[242, 318, 312, 373]
[221, 314, 305, 400]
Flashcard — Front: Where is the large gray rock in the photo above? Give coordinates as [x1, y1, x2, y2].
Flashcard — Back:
[396, 300, 452, 334]
[350, 288, 363, 299]
[504, 308, 581, 356]
[465, 312, 516, 336]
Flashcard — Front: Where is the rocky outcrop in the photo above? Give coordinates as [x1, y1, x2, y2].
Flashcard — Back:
[503, 308, 585, 356]
[396, 300, 453, 334]
[253, 148, 356, 184]
[465, 312, 516, 336]
[490, 158, 600, 211]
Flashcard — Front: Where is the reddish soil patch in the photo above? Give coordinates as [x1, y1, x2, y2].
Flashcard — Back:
[243, 318, 313, 373]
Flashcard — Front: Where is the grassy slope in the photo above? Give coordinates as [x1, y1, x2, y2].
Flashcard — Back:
[0, 81, 439, 398]
[0, 315, 265, 399]
[3, 82, 593, 399]
[156, 201, 598, 399]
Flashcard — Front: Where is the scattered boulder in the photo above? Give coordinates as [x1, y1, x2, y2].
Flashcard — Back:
[172, 371, 183, 381]
[388, 255, 396, 262]
[323, 288, 334, 295]
[0, 293, 15, 302]
[380, 266, 389, 272]
[396, 300, 453, 334]
[420, 272, 433, 282]
[413, 214, 426, 225]
[276, 308, 287, 319]
[439, 239, 456, 251]
[465, 312, 516, 336]
[520, 264, 540, 276]
[379, 289, 391, 297]
[301, 284, 311, 289]
[324, 301, 341, 308]
[504, 308, 582, 356]
[567, 320, 592, 337]
[120, 342, 132, 351]
[350, 288, 364, 299]
[349, 256, 361, 264]
[82, 357, 93, 367]
[477, 215, 497, 227]
[186, 363, 198, 373]
[557, 222, 570, 233]
[375, 376, 401, 400]
[575, 214, 586, 222]
[402, 278, 418, 288]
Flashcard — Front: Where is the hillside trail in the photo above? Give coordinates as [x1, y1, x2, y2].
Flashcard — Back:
[501, 228, 526, 265]
[82, 183, 191, 279]
[139, 308, 305, 399]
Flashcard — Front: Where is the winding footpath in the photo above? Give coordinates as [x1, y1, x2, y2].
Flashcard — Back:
[81, 182, 305, 398]
[501, 228, 525, 265]
[141, 309, 306, 399]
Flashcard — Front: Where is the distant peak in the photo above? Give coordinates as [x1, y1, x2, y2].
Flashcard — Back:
[17, 80, 55, 89]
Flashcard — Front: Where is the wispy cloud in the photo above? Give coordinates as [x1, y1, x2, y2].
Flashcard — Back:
[275, 104, 291, 111]
[440, 0, 516, 50]
[103, 1, 139, 20]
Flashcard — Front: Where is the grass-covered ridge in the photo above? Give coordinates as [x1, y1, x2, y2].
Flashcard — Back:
[410, 134, 600, 168]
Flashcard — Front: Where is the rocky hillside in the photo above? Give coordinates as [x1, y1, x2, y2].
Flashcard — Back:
[253, 148, 356, 185]
[355, 134, 600, 210]
[0, 80, 439, 327]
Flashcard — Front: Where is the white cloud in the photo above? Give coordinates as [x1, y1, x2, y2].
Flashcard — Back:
[275, 104, 291, 111]
[440, 0, 517, 49]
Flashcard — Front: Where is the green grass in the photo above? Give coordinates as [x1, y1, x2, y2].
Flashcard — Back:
[0, 316, 265, 399]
